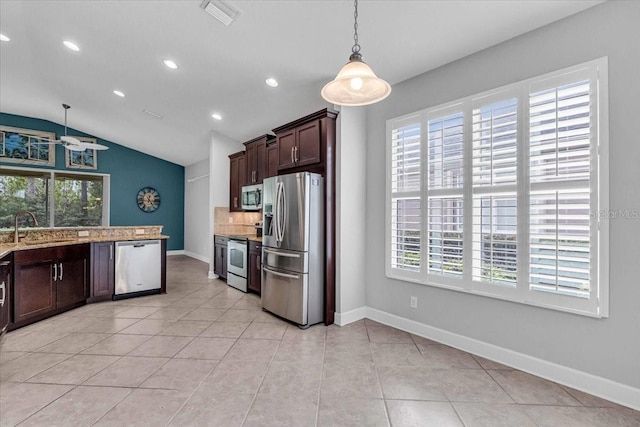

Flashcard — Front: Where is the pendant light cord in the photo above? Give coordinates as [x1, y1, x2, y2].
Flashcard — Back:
[352, 0, 360, 55]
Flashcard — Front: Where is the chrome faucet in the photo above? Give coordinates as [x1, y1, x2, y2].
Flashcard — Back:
[14, 211, 39, 244]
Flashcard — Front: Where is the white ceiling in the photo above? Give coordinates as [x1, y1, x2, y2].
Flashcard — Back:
[0, 0, 602, 166]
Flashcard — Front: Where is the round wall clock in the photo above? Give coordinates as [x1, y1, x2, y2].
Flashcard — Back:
[137, 187, 161, 213]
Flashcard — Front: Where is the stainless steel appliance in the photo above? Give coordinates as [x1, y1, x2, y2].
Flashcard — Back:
[261, 172, 324, 328]
[114, 240, 161, 299]
[227, 237, 248, 292]
[241, 184, 262, 211]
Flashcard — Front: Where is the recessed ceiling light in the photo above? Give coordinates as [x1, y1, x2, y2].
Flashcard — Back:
[163, 59, 179, 70]
[211, 113, 222, 120]
[63, 40, 80, 51]
[113, 90, 125, 97]
[0, 34, 10, 42]
[265, 78, 279, 88]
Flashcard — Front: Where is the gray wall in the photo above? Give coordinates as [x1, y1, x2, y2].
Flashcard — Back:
[336, 106, 368, 314]
[184, 159, 210, 261]
[365, 1, 640, 388]
[207, 131, 244, 275]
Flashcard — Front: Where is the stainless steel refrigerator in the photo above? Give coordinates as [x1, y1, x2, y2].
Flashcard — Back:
[261, 172, 324, 327]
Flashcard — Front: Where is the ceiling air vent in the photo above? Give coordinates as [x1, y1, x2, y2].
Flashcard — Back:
[200, 0, 241, 26]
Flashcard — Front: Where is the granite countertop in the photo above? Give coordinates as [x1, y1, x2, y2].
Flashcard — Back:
[215, 233, 262, 243]
[0, 226, 169, 259]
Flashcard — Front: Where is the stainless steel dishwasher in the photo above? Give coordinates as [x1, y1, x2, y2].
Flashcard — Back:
[114, 240, 161, 299]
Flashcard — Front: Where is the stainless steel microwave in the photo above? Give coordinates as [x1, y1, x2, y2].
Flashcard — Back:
[241, 184, 262, 210]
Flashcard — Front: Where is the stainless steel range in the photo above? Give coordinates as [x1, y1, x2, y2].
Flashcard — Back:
[227, 236, 248, 292]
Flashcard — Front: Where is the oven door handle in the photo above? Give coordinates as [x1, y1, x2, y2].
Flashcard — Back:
[263, 266, 299, 280]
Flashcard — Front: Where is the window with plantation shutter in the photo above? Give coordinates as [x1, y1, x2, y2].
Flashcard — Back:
[527, 70, 600, 313]
[471, 97, 518, 287]
[389, 120, 422, 276]
[387, 57, 608, 317]
[427, 112, 464, 278]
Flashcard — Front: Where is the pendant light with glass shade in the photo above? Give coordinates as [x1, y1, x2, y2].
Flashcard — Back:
[321, 0, 391, 106]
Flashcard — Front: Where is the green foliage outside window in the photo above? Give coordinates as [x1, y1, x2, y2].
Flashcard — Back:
[0, 173, 104, 229]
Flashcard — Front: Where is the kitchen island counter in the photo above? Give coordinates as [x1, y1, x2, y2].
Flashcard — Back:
[0, 226, 169, 257]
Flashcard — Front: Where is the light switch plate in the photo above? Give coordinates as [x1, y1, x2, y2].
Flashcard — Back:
[78, 230, 90, 237]
[135, 229, 145, 235]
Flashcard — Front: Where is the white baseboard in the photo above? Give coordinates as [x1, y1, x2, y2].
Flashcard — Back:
[167, 250, 185, 256]
[208, 271, 218, 279]
[334, 306, 367, 326]
[335, 306, 640, 411]
[183, 251, 210, 263]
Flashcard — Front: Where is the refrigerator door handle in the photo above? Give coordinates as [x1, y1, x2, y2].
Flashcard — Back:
[276, 181, 286, 243]
[263, 266, 300, 280]
[263, 248, 301, 258]
[275, 182, 281, 242]
[279, 181, 287, 241]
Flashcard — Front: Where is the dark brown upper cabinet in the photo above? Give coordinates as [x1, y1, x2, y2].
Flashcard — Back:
[244, 134, 275, 185]
[266, 140, 279, 179]
[229, 151, 246, 212]
[273, 109, 338, 172]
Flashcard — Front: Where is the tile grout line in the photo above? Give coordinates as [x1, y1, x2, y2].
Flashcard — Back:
[237, 314, 286, 427]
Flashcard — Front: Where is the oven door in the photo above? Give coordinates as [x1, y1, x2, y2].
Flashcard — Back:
[227, 240, 248, 278]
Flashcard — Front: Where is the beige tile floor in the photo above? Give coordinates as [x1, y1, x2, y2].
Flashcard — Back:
[1, 255, 638, 426]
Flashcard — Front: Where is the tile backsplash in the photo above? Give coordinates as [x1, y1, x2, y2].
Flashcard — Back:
[214, 207, 261, 236]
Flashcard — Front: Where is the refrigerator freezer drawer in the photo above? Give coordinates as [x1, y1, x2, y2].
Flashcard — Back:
[262, 247, 308, 274]
[261, 266, 308, 326]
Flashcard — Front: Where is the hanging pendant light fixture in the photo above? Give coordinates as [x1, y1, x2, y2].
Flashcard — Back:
[321, 0, 391, 106]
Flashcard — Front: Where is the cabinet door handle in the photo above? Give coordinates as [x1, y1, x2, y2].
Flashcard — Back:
[234, 197, 238, 208]
[291, 146, 294, 163]
[0, 281, 5, 306]
[53, 263, 57, 282]
[59, 262, 63, 281]
[294, 146, 298, 162]
[257, 255, 261, 270]
[110, 244, 113, 260]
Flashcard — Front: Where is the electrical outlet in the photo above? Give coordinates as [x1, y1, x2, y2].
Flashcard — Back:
[135, 229, 145, 235]
[410, 296, 418, 309]
[78, 230, 89, 237]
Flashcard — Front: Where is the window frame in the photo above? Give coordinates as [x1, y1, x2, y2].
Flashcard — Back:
[64, 136, 99, 170]
[0, 165, 111, 228]
[0, 126, 56, 166]
[385, 57, 609, 318]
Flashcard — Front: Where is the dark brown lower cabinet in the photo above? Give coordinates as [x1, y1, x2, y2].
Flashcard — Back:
[248, 240, 261, 294]
[1, 254, 12, 335]
[56, 244, 89, 309]
[214, 236, 228, 280]
[88, 241, 114, 303]
[12, 244, 89, 328]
